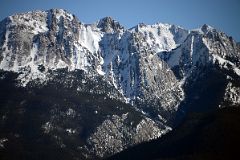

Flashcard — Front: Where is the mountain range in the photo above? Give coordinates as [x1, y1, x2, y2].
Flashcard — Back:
[0, 9, 239, 159]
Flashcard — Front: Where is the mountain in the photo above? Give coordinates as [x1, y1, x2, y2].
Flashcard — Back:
[0, 9, 239, 159]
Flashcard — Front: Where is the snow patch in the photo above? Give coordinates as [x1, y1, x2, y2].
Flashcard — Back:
[42, 122, 53, 134]
[234, 67, 240, 76]
[136, 23, 177, 52]
[66, 128, 76, 134]
[96, 68, 105, 75]
[78, 25, 102, 53]
[0, 138, 8, 148]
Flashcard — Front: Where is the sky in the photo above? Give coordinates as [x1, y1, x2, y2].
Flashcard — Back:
[0, 0, 239, 41]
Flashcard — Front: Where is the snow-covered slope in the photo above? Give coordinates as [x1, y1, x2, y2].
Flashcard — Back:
[130, 23, 188, 52]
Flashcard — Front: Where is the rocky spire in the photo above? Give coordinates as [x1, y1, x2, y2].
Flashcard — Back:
[97, 16, 124, 33]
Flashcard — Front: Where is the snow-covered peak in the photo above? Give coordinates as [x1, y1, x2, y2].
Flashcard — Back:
[201, 24, 214, 33]
[48, 9, 74, 22]
[131, 22, 172, 32]
[5, 9, 78, 36]
[162, 21, 240, 81]
[8, 10, 49, 35]
[130, 22, 189, 52]
[9, 9, 75, 24]
[192, 24, 215, 35]
[97, 16, 124, 33]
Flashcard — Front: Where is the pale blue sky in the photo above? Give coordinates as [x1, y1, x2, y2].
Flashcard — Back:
[0, 0, 239, 41]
